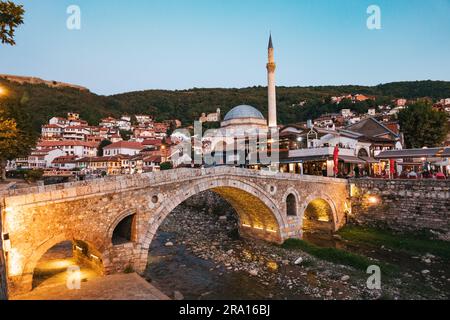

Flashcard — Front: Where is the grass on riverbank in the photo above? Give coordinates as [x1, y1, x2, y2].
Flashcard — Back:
[338, 226, 450, 260]
[281, 238, 397, 275]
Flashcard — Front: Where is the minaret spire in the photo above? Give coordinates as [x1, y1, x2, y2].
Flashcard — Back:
[267, 33, 277, 128]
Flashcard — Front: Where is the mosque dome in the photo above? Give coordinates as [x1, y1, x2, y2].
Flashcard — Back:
[223, 105, 265, 121]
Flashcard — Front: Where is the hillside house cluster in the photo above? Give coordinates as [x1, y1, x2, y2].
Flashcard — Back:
[11, 112, 177, 176]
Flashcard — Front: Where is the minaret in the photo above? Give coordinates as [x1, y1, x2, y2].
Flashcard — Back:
[267, 34, 277, 128]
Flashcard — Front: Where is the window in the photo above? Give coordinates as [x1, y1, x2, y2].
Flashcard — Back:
[286, 194, 297, 216]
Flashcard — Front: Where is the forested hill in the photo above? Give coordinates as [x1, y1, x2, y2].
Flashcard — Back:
[2, 78, 450, 132]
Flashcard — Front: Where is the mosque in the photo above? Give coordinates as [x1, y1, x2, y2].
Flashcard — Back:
[220, 34, 278, 132]
[204, 35, 278, 166]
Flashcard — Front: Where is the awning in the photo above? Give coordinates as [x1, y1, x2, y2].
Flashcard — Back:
[376, 147, 450, 159]
[359, 156, 379, 164]
[279, 155, 329, 164]
[433, 159, 450, 166]
[398, 162, 423, 166]
[339, 155, 366, 164]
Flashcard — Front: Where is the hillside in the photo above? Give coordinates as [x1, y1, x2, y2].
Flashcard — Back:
[1, 77, 450, 132]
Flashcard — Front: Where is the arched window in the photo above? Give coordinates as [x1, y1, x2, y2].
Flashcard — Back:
[286, 194, 297, 216]
[112, 214, 136, 245]
[358, 148, 369, 158]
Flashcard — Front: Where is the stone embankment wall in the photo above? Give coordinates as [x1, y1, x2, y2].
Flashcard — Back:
[350, 179, 450, 239]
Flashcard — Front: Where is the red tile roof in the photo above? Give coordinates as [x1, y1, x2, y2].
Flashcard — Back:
[142, 139, 163, 146]
[103, 141, 144, 150]
[76, 155, 129, 163]
[143, 156, 162, 163]
[52, 155, 79, 164]
[43, 124, 63, 129]
[38, 141, 98, 148]
[64, 125, 89, 130]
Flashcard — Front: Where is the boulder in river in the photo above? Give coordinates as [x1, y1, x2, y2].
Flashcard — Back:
[174, 291, 184, 300]
[341, 275, 350, 282]
[249, 269, 259, 276]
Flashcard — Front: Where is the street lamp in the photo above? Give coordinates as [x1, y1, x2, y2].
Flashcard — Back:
[0, 86, 9, 103]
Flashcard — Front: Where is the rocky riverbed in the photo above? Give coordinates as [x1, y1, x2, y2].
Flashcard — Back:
[145, 191, 449, 300]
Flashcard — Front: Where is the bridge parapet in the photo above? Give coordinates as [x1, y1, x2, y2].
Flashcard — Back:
[2, 168, 347, 209]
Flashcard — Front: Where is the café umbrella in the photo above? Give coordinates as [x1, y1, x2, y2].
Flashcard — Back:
[390, 159, 396, 177]
[333, 145, 339, 176]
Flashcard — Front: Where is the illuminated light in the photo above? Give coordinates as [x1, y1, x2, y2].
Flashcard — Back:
[8, 248, 23, 277]
[242, 249, 253, 260]
[0, 86, 7, 96]
[344, 201, 352, 215]
[242, 224, 252, 228]
[266, 229, 277, 233]
[4, 207, 12, 213]
[318, 217, 330, 222]
[254, 226, 264, 230]
[297, 137, 303, 142]
[90, 254, 100, 260]
[40, 259, 74, 270]
[266, 261, 279, 271]
[350, 184, 358, 197]
[368, 196, 380, 205]
[75, 246, 83, 252]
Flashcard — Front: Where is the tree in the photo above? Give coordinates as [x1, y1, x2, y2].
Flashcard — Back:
[97, 139, 112, 156]
[0, 98, 37, 180]
[0, 115, 16, 180]
[0, 0, 25, 46]
[159, 162, 173, 171]
[119, 130, 132, 141]
[398, 102, 449, 148]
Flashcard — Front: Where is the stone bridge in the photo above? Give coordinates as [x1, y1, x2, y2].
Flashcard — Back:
[0, 167, 349, 296]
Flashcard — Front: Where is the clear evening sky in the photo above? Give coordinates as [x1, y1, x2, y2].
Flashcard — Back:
[1, 0, 450, 95]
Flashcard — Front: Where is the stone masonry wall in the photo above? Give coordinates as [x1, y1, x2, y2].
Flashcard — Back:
[349, 179, 450, 238]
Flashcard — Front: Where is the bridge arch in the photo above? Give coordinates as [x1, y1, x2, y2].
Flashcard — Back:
[14, 234, 104, 294]
[141, 177, 287, 256]
[300, 194, 338, 235]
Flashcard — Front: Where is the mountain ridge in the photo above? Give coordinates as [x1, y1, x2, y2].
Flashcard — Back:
[1, 77, 449, 133]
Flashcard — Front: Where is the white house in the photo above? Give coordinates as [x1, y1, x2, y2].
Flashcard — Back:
[51, 155, 79, 170]
[62, 126, 90, 141]
[103, 141, 144, 156]
[37, 141, 98, 158]
[41, 124, 64, 139]
[49, 117, 69, 127]
[28, 148, 66, 169]
[135, 115, 153, 124]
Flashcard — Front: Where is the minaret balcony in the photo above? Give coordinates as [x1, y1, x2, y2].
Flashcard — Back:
[266, 63, 276, 72]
